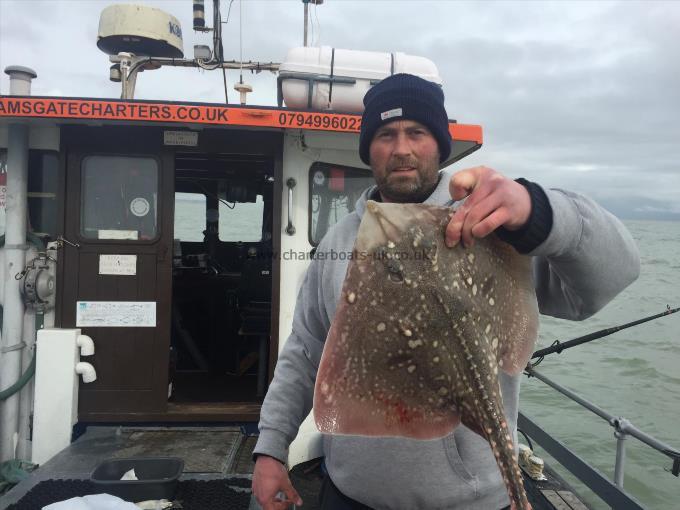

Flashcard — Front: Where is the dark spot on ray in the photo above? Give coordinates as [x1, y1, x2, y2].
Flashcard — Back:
[385, 259, 405, 283]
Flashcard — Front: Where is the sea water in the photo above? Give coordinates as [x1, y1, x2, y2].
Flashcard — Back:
[521, 220, 680, 510]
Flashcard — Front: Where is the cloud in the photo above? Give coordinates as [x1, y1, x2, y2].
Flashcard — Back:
[1, 0, 678, 219]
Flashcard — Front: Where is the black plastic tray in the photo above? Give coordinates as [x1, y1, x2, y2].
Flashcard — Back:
[91, 457, 184, 502]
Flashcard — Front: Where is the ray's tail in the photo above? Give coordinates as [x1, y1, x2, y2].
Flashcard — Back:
[463, 390, 531, 510]
[487, 408, 530, 509]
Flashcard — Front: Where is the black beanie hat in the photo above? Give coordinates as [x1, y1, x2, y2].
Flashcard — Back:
[359, 73, 452, 165]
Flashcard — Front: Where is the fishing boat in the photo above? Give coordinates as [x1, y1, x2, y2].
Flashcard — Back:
[0, 2, 677, 509]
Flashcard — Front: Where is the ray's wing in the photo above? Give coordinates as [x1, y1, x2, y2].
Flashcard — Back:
[447, 234, 539, 377]
[483, 240, 539, 376]
[314, 203, 460, 439]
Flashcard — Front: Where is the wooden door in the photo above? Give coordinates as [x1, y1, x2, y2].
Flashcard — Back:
[59, 126, 173, 419]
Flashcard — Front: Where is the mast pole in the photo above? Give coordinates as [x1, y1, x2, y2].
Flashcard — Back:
[303, 0, 309, 47]
[0, 66, 35, 462]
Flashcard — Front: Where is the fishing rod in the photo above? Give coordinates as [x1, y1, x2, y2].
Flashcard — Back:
[529, 305, 679, 365]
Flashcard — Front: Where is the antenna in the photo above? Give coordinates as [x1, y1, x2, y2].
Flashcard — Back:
[233, 0, 252, 105]
[96, 2, 279, 100]
[302, 0, 324, 47]
[97, 4, 184, 99]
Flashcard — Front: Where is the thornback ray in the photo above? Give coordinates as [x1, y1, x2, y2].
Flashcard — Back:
[313, 200, 539, 510]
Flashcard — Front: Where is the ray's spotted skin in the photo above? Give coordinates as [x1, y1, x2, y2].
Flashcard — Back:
[314, 201, 538, 510]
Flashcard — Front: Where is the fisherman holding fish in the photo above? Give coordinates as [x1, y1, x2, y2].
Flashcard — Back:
[252, 74, 640, 510]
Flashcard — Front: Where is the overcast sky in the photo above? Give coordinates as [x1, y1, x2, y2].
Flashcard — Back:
[1, 0, 678, 220]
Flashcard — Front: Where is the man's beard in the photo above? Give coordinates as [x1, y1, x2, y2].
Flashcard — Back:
[374, 155, 440, 203]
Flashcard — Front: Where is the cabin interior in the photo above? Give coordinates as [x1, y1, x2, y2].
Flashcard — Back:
[170, 151, 275, 404]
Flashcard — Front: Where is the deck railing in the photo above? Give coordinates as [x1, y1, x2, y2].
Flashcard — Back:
[520, 366, 680, 509]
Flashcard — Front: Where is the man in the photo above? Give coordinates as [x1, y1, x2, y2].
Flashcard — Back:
[252, 74, 640, 510]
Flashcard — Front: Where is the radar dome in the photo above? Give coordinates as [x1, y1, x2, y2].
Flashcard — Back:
[97, 4, 184, 58]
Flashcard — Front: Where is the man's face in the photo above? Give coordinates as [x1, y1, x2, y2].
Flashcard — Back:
[368, 119, 441, 203]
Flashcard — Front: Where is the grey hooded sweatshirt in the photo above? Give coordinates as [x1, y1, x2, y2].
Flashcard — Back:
[254, 167, 640, 510]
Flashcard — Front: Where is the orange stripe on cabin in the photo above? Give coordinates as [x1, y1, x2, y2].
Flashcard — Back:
[449, 124, 483, 145]
[0, 97, 482, 142]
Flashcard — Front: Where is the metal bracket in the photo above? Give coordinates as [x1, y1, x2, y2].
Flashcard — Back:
[1, 341, 26, 353]
[277, 71, 357, 108]
[665, 450, 680, 477]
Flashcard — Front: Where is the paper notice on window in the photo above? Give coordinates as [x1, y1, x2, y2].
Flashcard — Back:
[76, 301, 156, 327]
[99, 255, 137, 275]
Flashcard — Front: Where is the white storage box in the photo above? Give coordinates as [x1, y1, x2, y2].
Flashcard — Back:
[278, 46, 441, 113]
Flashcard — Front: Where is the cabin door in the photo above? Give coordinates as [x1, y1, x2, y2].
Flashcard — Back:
[59, 127, 173, 419]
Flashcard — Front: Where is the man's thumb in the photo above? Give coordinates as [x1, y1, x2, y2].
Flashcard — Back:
[283, 477, 303, 506]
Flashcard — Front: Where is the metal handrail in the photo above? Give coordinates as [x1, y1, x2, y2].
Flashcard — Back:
[522, 366, 680, 506]
[286, 178, 297, 235]
[518, 412, 645, 509]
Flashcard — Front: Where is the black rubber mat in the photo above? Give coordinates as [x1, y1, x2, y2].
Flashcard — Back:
[6, 478, 251, 510]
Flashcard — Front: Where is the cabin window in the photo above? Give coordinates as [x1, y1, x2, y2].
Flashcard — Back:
[28, 152, 59, 241]
[0, 150, 59, 242]
[174, 192, 206, 242]
[309, 162, 373, 246]
[218, 195, 264, 242]
[80, 155, 159, 240]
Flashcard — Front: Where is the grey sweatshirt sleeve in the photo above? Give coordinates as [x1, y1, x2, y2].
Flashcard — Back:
[253, 250, 330, 463]
[528, 188, 640, 320]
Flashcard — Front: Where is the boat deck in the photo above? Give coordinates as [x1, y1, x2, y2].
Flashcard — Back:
[0, 426, 255, 510]
[0, 426, 590, 509]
